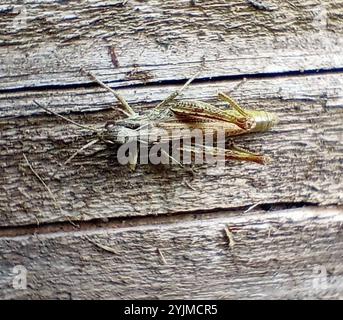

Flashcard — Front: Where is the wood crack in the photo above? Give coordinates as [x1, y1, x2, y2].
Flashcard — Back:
[0, 201, 318, 238]
[1, 67, 343, 96]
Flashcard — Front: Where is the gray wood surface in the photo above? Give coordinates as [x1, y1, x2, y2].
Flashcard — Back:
[1, 73, 342, 227]
[0, 206, 342, 299]
[1, 0, 343, 299]
[0, 0, 342, 91]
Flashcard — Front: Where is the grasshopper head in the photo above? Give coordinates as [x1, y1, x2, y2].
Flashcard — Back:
[249, 110, 278, 132]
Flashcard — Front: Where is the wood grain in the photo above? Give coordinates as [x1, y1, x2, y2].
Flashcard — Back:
[1, 0, 343, 299]
[1, 73, 342, 227]
[0, 206, 342, 299]
[0, 0, 342, 90]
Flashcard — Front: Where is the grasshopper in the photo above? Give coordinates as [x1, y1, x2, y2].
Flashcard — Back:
[35, 69, 278, 170]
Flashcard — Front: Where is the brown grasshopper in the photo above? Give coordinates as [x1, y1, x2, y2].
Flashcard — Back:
[34, 69, 278, 170]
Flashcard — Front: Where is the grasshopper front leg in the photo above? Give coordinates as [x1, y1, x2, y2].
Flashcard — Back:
[154, 69, 202, 111]
[81, 68, 137, 117]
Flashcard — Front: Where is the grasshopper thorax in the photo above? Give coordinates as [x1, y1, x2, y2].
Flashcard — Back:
[105, 122, 140, 145]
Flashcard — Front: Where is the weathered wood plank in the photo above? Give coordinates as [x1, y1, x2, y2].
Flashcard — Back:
[0, 206, 342, 299]
[1, 73, 342, 227]
[1, 0, 342, 301]
[0, 0, 342, 90]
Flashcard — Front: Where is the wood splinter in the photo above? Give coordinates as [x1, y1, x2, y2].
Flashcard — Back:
[224, 225, 236, 248]
[157, 248, 167, 264]
[85, 236, 118, 255]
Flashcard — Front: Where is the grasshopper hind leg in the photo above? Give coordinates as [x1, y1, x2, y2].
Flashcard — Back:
[225, 144, 270, 165]
[179, 143, 269, 165]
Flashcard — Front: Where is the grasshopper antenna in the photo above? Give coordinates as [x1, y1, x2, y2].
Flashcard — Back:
[33, 100, 100, 133]
[33, 100, 105, 177]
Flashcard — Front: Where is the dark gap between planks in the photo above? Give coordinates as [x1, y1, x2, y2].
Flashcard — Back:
[1, 66, 343, 96]
[0, 201, 317, 238]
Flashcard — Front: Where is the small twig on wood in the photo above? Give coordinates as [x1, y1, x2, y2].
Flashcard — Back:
[85, 236, 118, 255]
[244, 201, 262, 214]
[228, 78, 247, 94]
[17, 186, 31, 199]
[268, 226, 277, 238]
[183, 178, 197, 191]
[224, 225, 236, 248]
[108, 46, 119, 68]
[33, 215, 40, 227]
[23, 153, 79, 228]
[23, 153, 60, 210]
[157, 248, 167, 264]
